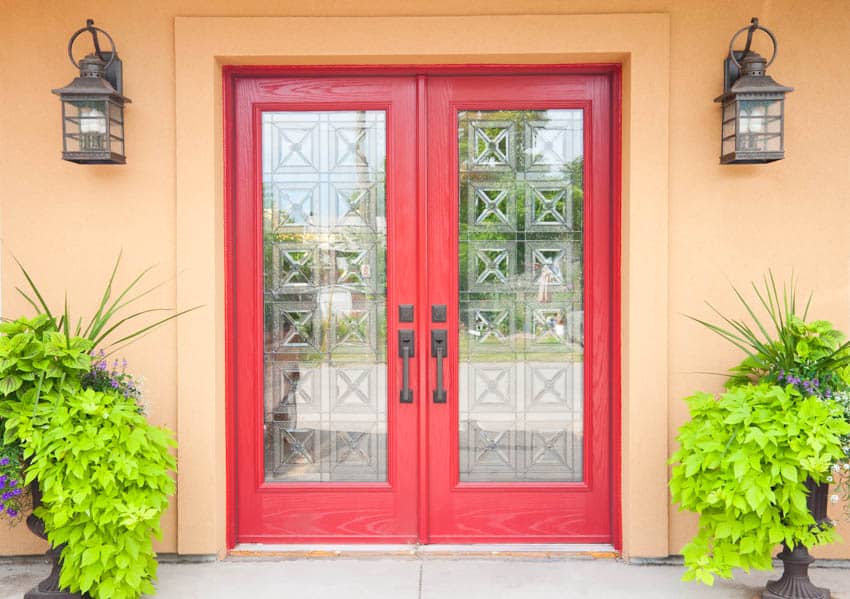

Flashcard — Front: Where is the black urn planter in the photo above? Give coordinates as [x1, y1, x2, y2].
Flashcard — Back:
[762, 479, 831, 599]
[24, 483, 88, 599]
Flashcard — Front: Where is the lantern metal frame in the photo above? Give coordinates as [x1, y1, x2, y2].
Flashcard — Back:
[714, 18, 793, 165]
[52, 19, 131, 165]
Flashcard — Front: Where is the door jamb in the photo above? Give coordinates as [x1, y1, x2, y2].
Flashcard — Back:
[222, 64, 622, 550]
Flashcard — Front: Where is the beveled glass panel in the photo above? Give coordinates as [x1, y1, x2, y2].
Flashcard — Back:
[458, 109, 584, 483]
[262, 111, 388, 482]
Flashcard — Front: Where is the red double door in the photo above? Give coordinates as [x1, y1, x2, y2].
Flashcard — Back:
[230, 71, 618, 545]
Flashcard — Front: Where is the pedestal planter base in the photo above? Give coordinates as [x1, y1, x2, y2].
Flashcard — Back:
[23, 521, 86, 599]
[761, 480, 832, 599]
[24, 485, 89, 599]
[762, 545, 830, 598]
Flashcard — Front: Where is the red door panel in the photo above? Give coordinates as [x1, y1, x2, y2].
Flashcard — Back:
[424, 75, 615, 543]
[232, 76, 419, 542]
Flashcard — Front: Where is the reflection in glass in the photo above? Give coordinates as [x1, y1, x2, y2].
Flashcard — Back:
[262, 111, 388, 482]
[458, 110, 584, 482]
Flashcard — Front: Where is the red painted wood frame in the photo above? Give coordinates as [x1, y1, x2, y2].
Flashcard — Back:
[231, 77, 420, 542]
[425, 75, 616, 543]
[224, 66, 622, 548]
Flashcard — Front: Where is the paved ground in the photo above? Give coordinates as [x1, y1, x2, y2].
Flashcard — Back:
[2, 557, 849, 598]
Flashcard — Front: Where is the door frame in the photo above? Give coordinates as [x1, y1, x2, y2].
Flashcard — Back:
[223, 64, 622, 550]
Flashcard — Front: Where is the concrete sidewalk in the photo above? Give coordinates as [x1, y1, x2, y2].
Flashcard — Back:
[2, 557, 849, 599]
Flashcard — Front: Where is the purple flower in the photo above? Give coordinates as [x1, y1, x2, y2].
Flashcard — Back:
[6, 509, 17, 518]
[0, 458, 9, 466]
[0, 475, 6, 486]
[110, 379, 119, 389]
[2, 493, 11, 501]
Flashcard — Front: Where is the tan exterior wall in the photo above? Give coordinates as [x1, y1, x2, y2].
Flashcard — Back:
[1, 0, 849, 560]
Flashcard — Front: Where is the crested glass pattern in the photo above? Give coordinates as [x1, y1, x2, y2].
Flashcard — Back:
[262, 111, 387, 482]
[458, 109, 585, 482]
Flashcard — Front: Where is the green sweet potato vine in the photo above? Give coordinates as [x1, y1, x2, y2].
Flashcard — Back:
[670, 383, 850, 585]
[0, 315, 175, 599]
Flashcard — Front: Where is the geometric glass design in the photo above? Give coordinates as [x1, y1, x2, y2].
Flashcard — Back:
[262, 111, 387, 482]
[471, 244, 514, 288]
[470, 308, 512, 348]
[334, 184, 377, 229]
[334, 368, 374, 409]
[472, 187, 514, 229]
[269, 184, 318, 229]
[472, 366, 514, 408]
[458, 109, 584, 482]
[470, 121, 514, 170]
[333, 309, 373, 351]
[335, 247, 374, 290]
[527, 183, 571, 229]
[276, 247, 316, 289]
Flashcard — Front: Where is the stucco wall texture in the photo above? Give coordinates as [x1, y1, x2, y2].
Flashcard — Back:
[1, 0, 849, 560]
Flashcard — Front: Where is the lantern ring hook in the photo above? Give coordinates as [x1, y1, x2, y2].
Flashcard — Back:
[67, 19, 118, 71]
[728, 17, 778, 70]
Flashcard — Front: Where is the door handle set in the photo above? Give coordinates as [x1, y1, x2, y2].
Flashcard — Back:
[431, 330, 447, 403]
[397, 305, 448, 404]
[398, 330, 414, 404]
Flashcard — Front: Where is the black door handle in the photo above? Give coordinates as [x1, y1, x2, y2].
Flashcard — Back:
[398, 329, 414, 403]
[431, 330, 447, 403]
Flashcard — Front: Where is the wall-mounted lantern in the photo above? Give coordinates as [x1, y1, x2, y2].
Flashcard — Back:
[52, 19, 130, 164]
[715, 18, 793, 165]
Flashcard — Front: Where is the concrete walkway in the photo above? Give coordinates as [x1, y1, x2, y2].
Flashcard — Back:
[2, 556, 849, 599]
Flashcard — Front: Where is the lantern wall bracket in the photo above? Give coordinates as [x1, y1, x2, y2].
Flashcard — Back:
[723, 17, 778, 94]
[67, 19, 124, 94]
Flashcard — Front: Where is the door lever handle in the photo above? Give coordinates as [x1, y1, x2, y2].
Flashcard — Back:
[398, 329, 414, 403]
[431, 330, 447, 404]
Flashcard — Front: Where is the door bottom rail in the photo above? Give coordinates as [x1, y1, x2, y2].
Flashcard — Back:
[229, 543, 618, 560]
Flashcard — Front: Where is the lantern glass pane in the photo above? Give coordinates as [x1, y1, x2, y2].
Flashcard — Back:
[62, 111, 81, 152]
[767, 100, 782, 118]
[765, 100, 783, 152]
[108, 101, 124, 127]
[722, 102, 737, 141]
[736, 100, 773, 153]
[64, 99, 109, 152]
[110, 136, 125, 157]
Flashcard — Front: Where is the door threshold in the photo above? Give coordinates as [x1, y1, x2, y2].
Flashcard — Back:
[230, 543, 618, 559]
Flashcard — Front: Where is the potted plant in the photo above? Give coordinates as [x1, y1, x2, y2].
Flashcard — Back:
[670, 274, 850, 598]
[0, 255, 197, 599]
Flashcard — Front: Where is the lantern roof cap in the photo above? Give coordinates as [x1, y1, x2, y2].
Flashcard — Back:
[729, 72, 793, 95]
[51, 53, 131, 102]
[714, 52, 793, 103]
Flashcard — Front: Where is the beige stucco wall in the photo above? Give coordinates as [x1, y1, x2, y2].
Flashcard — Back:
[1, 0, 849, 561]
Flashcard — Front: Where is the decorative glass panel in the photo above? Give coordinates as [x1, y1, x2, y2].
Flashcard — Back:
[458, 110, 584, 483]
[262, 111, 387, 482]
